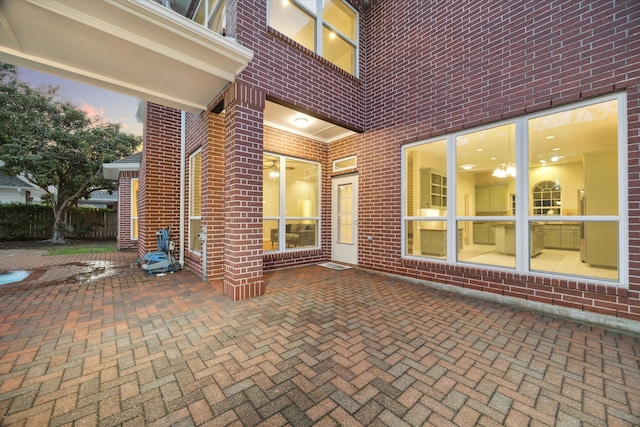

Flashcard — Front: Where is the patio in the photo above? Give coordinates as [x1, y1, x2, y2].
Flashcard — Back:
[0, 247, 638, 426]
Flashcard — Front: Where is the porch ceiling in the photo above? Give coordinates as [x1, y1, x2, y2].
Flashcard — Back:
[0, 0, 253, 113]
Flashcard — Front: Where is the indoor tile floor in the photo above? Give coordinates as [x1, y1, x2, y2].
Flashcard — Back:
[0, 248, 638, 426]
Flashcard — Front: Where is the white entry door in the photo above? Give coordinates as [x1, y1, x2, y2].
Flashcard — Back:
[332, 174, 358, 265]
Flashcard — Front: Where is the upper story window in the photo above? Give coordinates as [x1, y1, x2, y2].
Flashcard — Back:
[193, 0, 226, 32]
[268, 0, 359, 76]
[159, 0, 226, 33]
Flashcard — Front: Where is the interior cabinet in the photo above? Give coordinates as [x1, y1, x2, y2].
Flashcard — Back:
[420, 168, 447, 209]
[476, 185, 507, 213]
[473, 223, 495, 244]
[493, 224, 544, 256]
[544, 224, 580, 250]
[420, 228, 463, 256]
[530, 224, 545, 257]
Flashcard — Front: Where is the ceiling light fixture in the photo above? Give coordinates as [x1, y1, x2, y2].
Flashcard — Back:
[294, 117, 309, 127]
[461, 164, 473, 170]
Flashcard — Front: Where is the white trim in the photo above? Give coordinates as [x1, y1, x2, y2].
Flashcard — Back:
[333, 155, 357, 172]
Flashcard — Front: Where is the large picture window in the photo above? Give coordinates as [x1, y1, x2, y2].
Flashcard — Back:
[263, 153, 320, 252]
[189, 150, 202, 253]
[268, 0, 359, 75]
[402, 94, 627, 285]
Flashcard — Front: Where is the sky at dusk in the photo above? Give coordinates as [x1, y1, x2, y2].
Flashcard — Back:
[17, 67, 143, 137]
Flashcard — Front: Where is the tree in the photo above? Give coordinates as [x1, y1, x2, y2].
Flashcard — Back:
[0, 63, 141, 243]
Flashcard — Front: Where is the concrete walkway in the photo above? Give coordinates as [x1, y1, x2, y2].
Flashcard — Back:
[0, 248, 639, 426]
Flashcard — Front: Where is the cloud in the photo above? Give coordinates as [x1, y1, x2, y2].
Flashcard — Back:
[78, 100, 105, 119]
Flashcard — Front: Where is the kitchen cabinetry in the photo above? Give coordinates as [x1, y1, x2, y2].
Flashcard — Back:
[544, 224, 580, 250]
[420, 228, 463, 256]
[494, 223, 544, 256]
[473, 223, 495, 245]
[476, 185, 507, 213]
[420, 168, 447, 208]
[530, 224, 545, 257]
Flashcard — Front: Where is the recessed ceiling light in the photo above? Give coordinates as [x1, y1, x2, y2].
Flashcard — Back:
[476, 148, 483, 152]
[546, 135, 555, 139]
[540, 160, 547, 164]
[491, 157, 496, 160]
[552, 147, 560, 151]
[461, 164, 473, 170]
[294, 117, 309, 127]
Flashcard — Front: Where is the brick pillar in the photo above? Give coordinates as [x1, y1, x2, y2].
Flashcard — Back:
[138, 102, 182, 260]
[223, 84, 265, 300]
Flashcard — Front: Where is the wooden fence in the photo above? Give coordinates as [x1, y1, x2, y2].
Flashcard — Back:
[0, 205, 117, 240]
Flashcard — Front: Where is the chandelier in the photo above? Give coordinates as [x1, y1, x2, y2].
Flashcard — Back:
[492, 163, 516, 178]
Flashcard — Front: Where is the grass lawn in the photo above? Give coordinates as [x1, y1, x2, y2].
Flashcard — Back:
[46, 242, 117, 255]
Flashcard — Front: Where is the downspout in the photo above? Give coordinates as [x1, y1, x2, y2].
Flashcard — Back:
[179, 111, 186, 267]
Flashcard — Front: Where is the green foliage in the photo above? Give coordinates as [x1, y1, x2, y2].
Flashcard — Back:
[0, 203, 115, 240]
[0, 63, 141, 241]
[0, 203, 51, 239]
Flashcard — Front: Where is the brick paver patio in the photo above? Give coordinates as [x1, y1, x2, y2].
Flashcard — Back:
[0, 248, 639, 426]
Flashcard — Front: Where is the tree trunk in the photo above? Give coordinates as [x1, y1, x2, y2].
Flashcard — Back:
[49, 205, 68, 244]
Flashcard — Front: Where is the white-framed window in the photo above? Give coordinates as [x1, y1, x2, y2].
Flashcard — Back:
[189, 150, 202, 253]
[131, 178, 139, 240]
[402, 93, 627, 285]
[162, 0, 226, 33]
[333, 155, 357, 172]
[263, 153, 321, 252]
[193, 0, 226, 33]
[268, 0, 359, 76]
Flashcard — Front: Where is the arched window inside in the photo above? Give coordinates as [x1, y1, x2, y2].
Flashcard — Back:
[532, 181, 561, 215]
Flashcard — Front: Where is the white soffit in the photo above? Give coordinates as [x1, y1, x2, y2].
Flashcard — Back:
[264, 101, 356, 143]
[0, 0, 253, 113]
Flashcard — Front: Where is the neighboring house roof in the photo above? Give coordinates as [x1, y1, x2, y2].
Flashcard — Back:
[102, 152, 141, 180]
[78, 190, 118, 209]
[84, 190, 118, 202]
[0, 171, 37, 190]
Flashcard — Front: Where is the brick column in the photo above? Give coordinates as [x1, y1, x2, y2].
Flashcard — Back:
[138, 102, 182, 260]
[223, 84, 265, 300]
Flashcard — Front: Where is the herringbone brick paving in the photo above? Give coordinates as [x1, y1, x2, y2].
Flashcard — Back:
[0, 248, 638, 426]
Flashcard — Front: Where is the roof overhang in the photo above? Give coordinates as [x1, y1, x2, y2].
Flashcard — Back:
[0, 0, 253, 113]
[102, 162, 141, 181]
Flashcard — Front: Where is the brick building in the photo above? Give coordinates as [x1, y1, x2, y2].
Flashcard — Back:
[3, 0, 638, 325]
[134, 0, 640, 325]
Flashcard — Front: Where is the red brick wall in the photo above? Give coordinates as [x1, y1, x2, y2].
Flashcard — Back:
[117, 171, 138, 250]
[222, 87, 266, 300]
[138, 103, 182, 260]
[234, 0, 366, 130]
[182, 110, 227, 279]
[343, 0, 640, 320]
